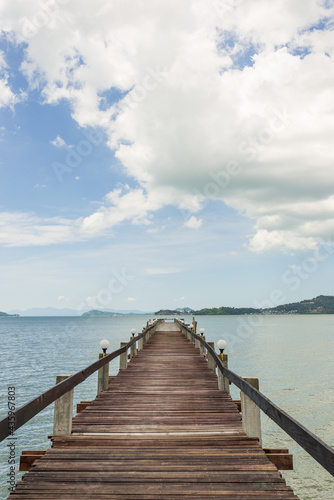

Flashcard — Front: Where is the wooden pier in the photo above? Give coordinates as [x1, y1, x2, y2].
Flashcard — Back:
[9, 322, 299, 499]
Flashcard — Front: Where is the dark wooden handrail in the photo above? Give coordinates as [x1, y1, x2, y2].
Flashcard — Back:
[176, 319, 334, 477]
[0, 321, 160, 443]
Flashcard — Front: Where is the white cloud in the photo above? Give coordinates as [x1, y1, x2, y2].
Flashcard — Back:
[50, 135, 72, 148]
[0, 50, 17, 108]
[184, 216, 203, 230]
[0, 211, 80, 247]
[0, 185, 185, 246]
[85, 295, 97, 303]
[1, 1, 334, 251]
[0, 77, 16, 108]
[81, 187, 161, 234]
[249, 230, 319, 254]
[127, 297, 137, 302]
[58, 295, 69, 302]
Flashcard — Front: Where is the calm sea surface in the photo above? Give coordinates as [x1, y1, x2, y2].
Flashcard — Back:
[0, 315, 333, 499]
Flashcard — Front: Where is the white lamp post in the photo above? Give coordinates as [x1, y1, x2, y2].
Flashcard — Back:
[100, 339, 110, 357]
[131, 328, 136, 338]
[199, 328, 205, 337]
[217, 339, 227, 360]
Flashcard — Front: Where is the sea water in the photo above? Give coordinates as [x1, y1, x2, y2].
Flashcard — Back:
[0, 315, 333, 499]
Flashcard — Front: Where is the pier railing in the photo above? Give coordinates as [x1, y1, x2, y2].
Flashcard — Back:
[0, 320, 162, 443]
[175, 318, 334, 477]
[1, 317, 333, 478]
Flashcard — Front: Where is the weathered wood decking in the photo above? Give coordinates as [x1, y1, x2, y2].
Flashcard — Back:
[10, 323, 298, 499]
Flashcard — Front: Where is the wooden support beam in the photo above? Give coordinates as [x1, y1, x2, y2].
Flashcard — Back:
[264, 449, 293, 470]
[19, 451, 46, 472]
[76, 401, 91, 414]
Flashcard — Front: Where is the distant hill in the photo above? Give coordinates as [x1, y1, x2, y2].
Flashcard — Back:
[154, 296, 334, 316]
[264, 295, 334, 315]
[0, 311, 18, 317]
[81, 309, 153, 317]
[82, 310, 120, 317]
[193, 295, 334, 315]
[155, 308, 194, 315]
[8, 296, 334, 318]
[195, 306, 259, 315]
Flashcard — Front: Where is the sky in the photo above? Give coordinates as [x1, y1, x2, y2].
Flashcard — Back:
[1, 0, 334, 313]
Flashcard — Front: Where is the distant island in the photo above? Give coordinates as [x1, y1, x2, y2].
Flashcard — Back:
[155, 307, 193, 316]
[0, 311, 19, 317]
[154, 295, 334, 315]
[81, 310, 153, 317]
[82, 310, 123, 317]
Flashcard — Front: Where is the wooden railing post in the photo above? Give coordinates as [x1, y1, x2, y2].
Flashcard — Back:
[130, 329, 137, 359]
[53, 375, 73, 435]
[119, 342, 128, 370]
[97, 353, 109, 394]
[198, 328, 204, 351]
[218, 354, 229, 393]
[138, 335, 144, 350]
[189, 325, 195, 344]
[194, 335, 200, 350]
[200, 336, 206, 356]
[241, 377, 262, 446]
[199, 329, 206, 356]
[130, 338, 136, 359]
[207, 342, 216, 373]
[145, 325, 150, 343]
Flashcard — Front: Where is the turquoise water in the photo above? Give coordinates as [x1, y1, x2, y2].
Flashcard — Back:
[0, 315, 333, 499]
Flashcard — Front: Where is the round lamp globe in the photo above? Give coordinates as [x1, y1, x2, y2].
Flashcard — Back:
[217, 339, 227, 351]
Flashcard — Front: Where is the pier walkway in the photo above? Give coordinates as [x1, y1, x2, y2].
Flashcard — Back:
[9, 322, 298, 499]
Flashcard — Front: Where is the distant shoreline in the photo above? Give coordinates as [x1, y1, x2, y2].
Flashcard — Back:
[3, 312, 334, 318]
[3, 295, 334, 317]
